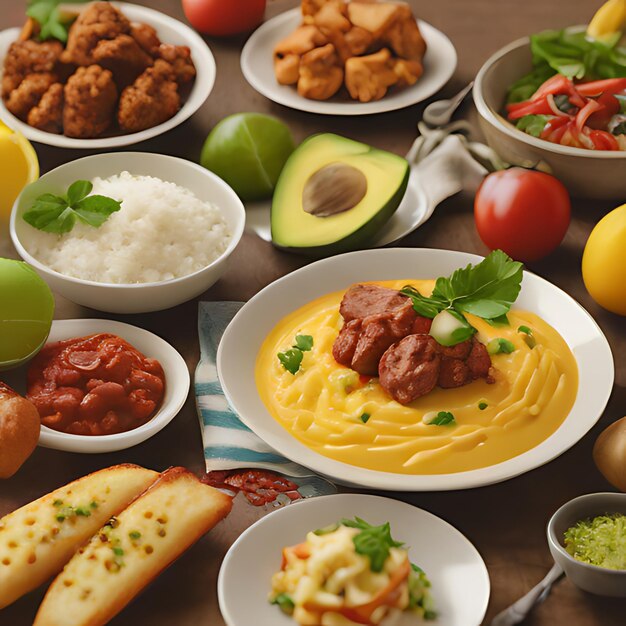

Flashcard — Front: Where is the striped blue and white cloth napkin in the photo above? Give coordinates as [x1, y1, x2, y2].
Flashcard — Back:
[195, 302, 336, 496]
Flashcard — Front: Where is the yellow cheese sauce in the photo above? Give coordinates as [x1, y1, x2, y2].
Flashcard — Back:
[255, 280, 579, 475]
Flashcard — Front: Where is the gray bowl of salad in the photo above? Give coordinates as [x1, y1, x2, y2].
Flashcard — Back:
[474, 26, 626, 199]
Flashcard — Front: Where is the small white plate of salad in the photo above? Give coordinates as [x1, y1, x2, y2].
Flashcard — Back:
[218, 493, 490, 626]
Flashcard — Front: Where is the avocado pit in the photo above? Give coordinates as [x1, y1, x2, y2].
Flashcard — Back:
[302, 162, 367, 217]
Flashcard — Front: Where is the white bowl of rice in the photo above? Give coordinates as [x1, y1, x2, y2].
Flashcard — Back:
[10, 152, 245, 313]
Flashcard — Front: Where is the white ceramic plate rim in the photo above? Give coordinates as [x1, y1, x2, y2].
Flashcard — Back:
[35, 318, 190, 452]
[473, 33, 626, 160]
[0, 2, 216, 148]
[217, 248, 614, 491]
[9, 152, 246, 289]
[241, 8, 457, 115]
[218, 493, 490, 626]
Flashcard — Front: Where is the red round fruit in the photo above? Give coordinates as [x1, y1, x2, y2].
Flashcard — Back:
[474, 168, 571, 262]
[181, 0, 266, 36]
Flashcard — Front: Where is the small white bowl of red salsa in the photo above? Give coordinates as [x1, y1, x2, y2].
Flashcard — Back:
[18, 318, 190, 453]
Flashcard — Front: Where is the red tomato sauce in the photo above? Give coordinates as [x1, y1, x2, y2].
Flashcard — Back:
[27, 333, 165, 436]
[202, 469, 302, 506]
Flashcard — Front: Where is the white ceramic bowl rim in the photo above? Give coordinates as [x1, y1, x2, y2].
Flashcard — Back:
[0, 2, 216, 149]
[547, 491, 626, 576]
[473, 32, 626, 160]
[10, 152, 245, 289]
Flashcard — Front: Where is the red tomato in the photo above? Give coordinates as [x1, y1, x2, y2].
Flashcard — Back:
[181, 0, 266, 36]
[474, 168, 571, 263]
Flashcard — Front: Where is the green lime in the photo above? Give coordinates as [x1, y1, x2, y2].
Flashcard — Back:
[200, 113, 295, 201]
[0, 258, 54, 370]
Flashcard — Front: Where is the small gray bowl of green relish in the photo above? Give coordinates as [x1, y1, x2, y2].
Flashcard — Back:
[548, 492, 626, 597]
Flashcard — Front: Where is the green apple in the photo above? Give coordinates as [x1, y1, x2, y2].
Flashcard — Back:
[0, 258, 54, 370]
[200, 113, 295, 202]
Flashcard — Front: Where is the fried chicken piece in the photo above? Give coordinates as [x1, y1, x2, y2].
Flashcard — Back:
[130, 22, 161, 56]
[297, 43, 343, 100]
[2, 40, 62, 96]
[61, 1, 131, 66]
[27, 82, 64, 133]
[392, 58, 423, 86]
[5, 72, 57, 121]
[93, 34, 153, 88]
[384, 14, 427, 61]
[158, 44, 196, 84]
[274, 25, 327, 85]
[302, 0, 334, 23]
[313, 2, 375, 63]
[117, 60, 180, 133]
[63, 65, 118, 138]
[347, 1, 408, 36]
[345, 48, 398, 102]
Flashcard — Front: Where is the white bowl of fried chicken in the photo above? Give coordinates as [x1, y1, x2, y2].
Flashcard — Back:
[241, 0, 456, 115]
[0, 1, 215, 147]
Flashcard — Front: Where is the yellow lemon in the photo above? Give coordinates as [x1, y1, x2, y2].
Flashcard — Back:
[582, 204, 626, 315]
[0, 120, 39, 220]
[587, 0, 626, 39]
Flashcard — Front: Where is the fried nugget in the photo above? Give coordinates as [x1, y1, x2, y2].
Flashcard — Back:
[61, 1, 131, 66]
[5, 72, 57, 121]
[158, 44, 196, 84]
[117, 60, 180, 133]
[27, 82, 64, 133]
[93, 34, 153, 88]
[2, 40, 62, 97]
[130, 22, 161, 56]
[63, 65, 118, 138]
[345, 48, 399, 102]
[274, 25, 327, 85]
[392, 58, 423, 86]
[298, 43, 343, 100]
[383, 13, 427, 61]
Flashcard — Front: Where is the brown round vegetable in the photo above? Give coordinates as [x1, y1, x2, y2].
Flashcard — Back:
[593, 416, 626, 492]
[0, 382, 40, 478]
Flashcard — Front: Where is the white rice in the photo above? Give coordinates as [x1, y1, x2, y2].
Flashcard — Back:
[26, 172, 232, 284]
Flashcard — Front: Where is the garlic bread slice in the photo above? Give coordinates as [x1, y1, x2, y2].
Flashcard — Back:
[0, 464, 158, 609]
[34, 467, 232, 626]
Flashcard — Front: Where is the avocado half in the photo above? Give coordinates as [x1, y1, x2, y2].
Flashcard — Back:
[271, 134, 409, 255]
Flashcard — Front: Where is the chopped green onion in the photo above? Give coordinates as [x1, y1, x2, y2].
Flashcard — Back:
[360, 412, 371, 423]
[129, 531, 141, 540]
[478, 402, 488, 411]
[425, 411, 456, 426]
[487, 338, 516, 355]
[271, 593, 295, 614]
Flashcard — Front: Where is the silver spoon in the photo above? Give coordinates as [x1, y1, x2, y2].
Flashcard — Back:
[489, 563, 565, 626]
[422, 81, 474, 127]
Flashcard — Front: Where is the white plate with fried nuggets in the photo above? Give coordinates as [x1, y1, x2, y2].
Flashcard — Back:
[241, 3, 457, 115]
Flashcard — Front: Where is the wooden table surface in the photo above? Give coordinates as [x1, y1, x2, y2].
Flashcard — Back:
[1, 1, 625, 625]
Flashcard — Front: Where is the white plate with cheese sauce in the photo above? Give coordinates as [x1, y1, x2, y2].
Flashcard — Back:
[217, 248, 614, 491]
[218, 494, 490, 626]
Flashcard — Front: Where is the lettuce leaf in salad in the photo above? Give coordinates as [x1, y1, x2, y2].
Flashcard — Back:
[507, 28, 626, 104]
[515, 114, 552, 137]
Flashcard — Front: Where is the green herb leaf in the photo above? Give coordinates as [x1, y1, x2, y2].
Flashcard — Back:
[66, 179, 92, 205]
[400, 285, 445, 319]
[360, 412, 371, 423]
[90, 501, 98, 509]
[515, 115, 552, 138]
[427, 411, 456, 426]
[112, 546, 124, 557]
[129, 531, 141, 540]
[487, 338, 516, 355]
[293, 334, 313, 352]
[27, 0, 84, 43]
[74, 506, 91, 517]
[22, 181, 121, 234]
[313, 522, 340, 536]
[277, 348, 303, 375]
[432, 250, 524, 320]
[478, 401, 488, 410]
[341, 517, 404, 573]
[271, 593, 295, 614]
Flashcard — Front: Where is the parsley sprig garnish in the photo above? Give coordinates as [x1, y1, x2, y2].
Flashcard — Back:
[23, 180, 122, 234]
[27, 0, 85, 43]
[277, 334, 314, 375]
[341, 517, 404, 572]
[401, 250, 523, 346]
